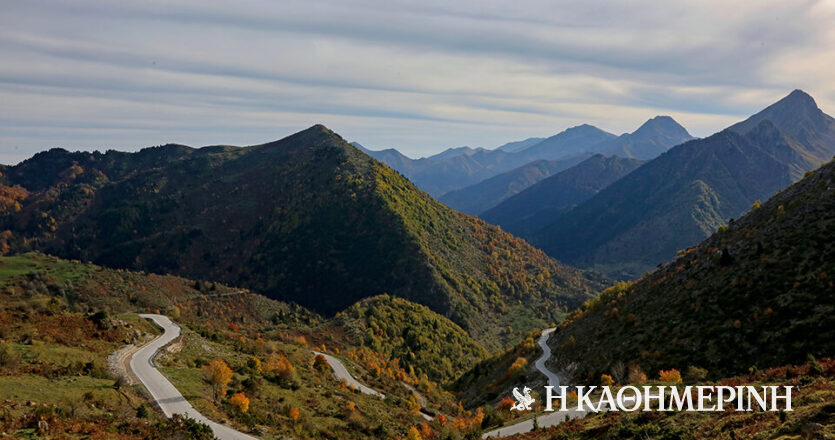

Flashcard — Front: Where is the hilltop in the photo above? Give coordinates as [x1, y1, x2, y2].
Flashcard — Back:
[0, 125, 602, 350]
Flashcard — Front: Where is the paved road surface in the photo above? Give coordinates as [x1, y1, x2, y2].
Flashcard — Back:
[534, 328, 560, 388]
[483, 327, 593, 438]
[311, 351, 384, 398]
[132, 314, 258, 440]
[482, 404, 596, 438]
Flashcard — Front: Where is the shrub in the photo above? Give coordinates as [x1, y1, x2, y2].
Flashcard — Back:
[627, 365, 647, 384]
[229, 392, 250, 414]
[313, 354, 330, 373]
[506, 357, 527, 377]
[600, 374, 615, 386]
[684, 366, 708, 383]
[288, 406, 300, 423]
[0, 342, 19, 369]
[658, 369, 682, 383]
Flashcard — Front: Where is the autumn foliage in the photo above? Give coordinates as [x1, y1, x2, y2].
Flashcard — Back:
[203, 358, 234, 403]
[313, 354, 330, 373]
[229, 392, 250, 413]
[659, 368, 683, 383]
[264, 353, 295, 381]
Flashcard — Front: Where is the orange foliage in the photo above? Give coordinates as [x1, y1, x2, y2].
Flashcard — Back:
[264, 353, 295, 380]
[313, 354, 330, 373]
[659, 368, 682, 383]
[229, 392, 250, 413]
[288, 406, 300, 422]
[497, 397, 515, 411]
[203, 358, 233, 402]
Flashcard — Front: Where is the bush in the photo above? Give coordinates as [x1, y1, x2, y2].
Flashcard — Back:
[627, 365, 647, 384]
[229, 392, 250, 414]
[684, 366, 708, 383]
[658, 369, 682, 383]
[0, 342, 20, 369]
[600, 374, 615, 386]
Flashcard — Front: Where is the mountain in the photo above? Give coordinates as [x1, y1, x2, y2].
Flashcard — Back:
[533, 90, 835, 278]
[0, 125, 602, 350]
[355, 118, 689, 198]
[438, 155, 590, 215]
[514, 124, 616, 161]
[425, 146, 485, 160]
[596, 115, 694, 159]
[495, 137, 546, 153]
[549, 157, 835, 380]
[355, 124, 614, 196]
[482, 155, 645, 235]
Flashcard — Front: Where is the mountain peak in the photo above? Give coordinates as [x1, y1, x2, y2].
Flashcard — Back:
[729, 89, 833, 140]
[257, 124, 346, 151]
[634, 115, 691, 138]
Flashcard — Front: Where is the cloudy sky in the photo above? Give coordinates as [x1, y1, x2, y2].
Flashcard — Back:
[2, 0, 834, 164]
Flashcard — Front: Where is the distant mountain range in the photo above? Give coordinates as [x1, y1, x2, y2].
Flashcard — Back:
[0, 125, 603, 350]
[438, 156, 590, 215]
[550, 155, 835, 379]
[482, 154, 645, 235]
[357, 116, 693, 198]
[530, 89, 835, 279]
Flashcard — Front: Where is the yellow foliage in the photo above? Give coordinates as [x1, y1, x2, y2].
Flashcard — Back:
[229, 392, 250, 413]
[659, 368, 682, 383]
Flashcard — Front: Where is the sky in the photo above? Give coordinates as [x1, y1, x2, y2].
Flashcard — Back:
[2, 0, 834, 164]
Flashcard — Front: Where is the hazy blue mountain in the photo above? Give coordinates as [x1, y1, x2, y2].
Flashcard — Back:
[425, 146, 486, 160]
[495, 137, 546, 152]
[438, 155, 591, 215]
[596, 116, 694, 159]
[515, 124, 616, 161]
[355, 117, 689, 198]
[532, 90, 835, 279]
[482, 155, 645, 235]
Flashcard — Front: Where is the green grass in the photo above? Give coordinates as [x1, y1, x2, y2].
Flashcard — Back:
[0, 252, 90, 285]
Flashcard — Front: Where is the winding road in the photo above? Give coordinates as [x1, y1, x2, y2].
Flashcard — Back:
[534, 328, 560, 388]
[311, 351, 384, 398]
[482, 327, 594, 439]
[132, 314, 258, 440]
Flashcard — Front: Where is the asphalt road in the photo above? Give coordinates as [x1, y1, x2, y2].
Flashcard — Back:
[133, 314, 258, 440]
[311, 351, 384, 398]
[534, 328, 560, 388]
[483, 327, 593, 439]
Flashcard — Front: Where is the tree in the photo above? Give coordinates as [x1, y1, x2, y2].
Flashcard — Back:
[203, 358, 233, 403]
[658, 368, 682, 383]
[264, 353, 295, 381]
[229, 392, 250, 414]
[313, 354, 330, 373]
[600, 374, 614, 386]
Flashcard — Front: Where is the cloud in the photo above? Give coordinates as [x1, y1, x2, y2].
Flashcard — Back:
[1, 0, 833, 163]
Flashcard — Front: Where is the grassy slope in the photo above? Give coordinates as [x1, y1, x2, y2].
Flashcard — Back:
[0, 253, 497, 439]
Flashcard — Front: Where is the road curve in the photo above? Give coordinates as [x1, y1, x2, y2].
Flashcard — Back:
[133, 314, 258, 440]
[311, 351, 384, 398]
[483, 327, 575, 439]
[534, 328, 560, 388]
